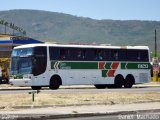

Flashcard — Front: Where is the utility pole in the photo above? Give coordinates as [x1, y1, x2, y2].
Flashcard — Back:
[155, 29, 157, 57]
[152, 29, 159, 82]
[4, 24, 6, 34]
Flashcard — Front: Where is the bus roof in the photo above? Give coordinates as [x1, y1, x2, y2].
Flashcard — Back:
[13, 43, 149, 50]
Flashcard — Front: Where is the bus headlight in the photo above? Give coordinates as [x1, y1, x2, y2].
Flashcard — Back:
[10, 75, 17, 79]
[9, 75, 14, 79]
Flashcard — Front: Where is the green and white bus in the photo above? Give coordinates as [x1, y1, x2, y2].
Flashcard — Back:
[9, 43, 151, 90]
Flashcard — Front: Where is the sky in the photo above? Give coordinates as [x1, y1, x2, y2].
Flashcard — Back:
[0, 0, 160, 21]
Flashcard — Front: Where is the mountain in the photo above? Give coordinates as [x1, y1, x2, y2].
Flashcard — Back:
[0, 9, 160, 51]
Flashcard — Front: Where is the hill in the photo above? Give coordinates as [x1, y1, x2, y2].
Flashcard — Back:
[0, 9, 160, 51]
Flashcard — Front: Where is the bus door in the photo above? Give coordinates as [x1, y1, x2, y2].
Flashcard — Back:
[32, 47, 47, 85]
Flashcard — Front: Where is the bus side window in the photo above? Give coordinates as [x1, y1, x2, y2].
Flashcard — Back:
[85, 49, 95, 61]
[49, 47, 60, 60]
[80, 49, 86, 60]
[113, 50, 118, 61]
[83, 50, 87, 59]
[96, 50, 104, 61]
[66, 49, 71, 60]
[135, 52, 141, 61]
[60, 49, 66, 60]
[76, 49, 85, 60]
[119, 49, 127, 61]
[105, 50, 111, 61]
[94, 50, 99, 60]
[60, 48, 71, 60]
[140, 50, 149, 62]
[70, 48, 77, 60]
[127, 50, 137, 61]
[127, 50, 149, 62]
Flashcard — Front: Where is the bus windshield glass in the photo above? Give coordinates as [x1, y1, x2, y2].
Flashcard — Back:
[12, 48, 33, 57]
[10, 47, 47, 76]
[11, 48, 33, 75]
[11, 57, 32, 75]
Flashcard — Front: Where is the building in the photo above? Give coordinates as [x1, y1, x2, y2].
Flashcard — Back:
[0, 34, 43, 83]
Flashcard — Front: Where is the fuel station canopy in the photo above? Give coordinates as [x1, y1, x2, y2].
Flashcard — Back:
[0, 34, 43, 58]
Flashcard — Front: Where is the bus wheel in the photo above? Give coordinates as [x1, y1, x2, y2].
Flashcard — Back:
[49, 76, 61, 90]
[94, 85, 107, 89]
[124, 75, 134, 88]
[31, 86, 41, 90]
[114, 75, 124, 88]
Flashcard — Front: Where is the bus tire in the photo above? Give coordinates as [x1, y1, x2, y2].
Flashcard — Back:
[124, 75, 134, 88]
[94, 85, 107, 89]
[114, 75, 124, 88]
[31, 86, 41, 90]
[49, 75, 62, 90]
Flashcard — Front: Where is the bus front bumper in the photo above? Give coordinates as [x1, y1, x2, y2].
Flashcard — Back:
[9, 78, 32, 87]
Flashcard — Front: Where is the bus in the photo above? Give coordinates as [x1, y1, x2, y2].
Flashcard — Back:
[9, 43, 151, 90]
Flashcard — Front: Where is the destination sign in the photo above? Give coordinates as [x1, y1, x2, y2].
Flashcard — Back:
[0, 19, 26, 35]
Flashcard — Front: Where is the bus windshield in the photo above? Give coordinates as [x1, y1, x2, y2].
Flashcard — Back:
[12, 48, 33, 57]
[11, 48, 34, 75]
[11, 47, 47, 76]
[11, 57, 33, 75]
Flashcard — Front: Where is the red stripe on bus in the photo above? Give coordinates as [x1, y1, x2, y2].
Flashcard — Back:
[107, 70, 115, 77]
[99, 62, 105, 69]
[111, 62, 119, 69]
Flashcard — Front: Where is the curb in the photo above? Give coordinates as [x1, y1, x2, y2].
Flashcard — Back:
[11, 100, 160, 110]
[2, 109, 160, 120]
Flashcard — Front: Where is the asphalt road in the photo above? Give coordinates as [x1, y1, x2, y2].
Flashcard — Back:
[0, 86, 160, 94]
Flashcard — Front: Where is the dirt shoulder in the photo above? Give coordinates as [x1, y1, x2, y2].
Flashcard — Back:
[0, 82, 160, 110]
[0, 92, 160, 110]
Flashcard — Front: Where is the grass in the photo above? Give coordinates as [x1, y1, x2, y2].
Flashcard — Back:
[0, 83, 160, 110]
[0, 92, 160, 110]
